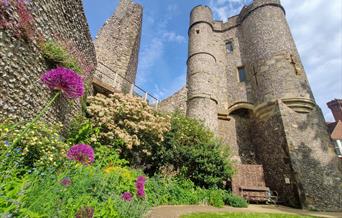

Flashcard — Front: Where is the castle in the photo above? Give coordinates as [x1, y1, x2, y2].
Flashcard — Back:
[1, 0, 341, 212]
[162, 0, 342, 211]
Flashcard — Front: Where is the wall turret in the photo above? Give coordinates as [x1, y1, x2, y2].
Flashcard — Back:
[239, 0, 315, 115]
[187, 6, 218, 132]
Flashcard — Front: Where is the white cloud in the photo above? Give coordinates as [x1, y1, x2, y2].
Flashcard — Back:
[281, 0, 342, 121]
[208, 0, 251, 21]
[163, 32, 186, 44]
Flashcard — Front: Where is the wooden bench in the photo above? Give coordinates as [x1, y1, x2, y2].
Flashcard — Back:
[240, 186, 270, 203]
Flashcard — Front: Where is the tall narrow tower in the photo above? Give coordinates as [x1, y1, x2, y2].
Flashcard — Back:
[186, 6, 218, 133]
[94, 0, 142, 93]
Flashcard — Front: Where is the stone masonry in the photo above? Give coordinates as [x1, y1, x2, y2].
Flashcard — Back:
[0, 0, 96, 125]
[93, 0, 142, 94]
[161, 0, 342, 211]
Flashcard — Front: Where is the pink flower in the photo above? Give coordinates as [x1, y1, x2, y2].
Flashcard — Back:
[67, 144, 94, 165]
[41, 67, 84, 99]
[135, 176, 146, 198]
[121, 192, 133, 202]
[60, 177, 72, 187]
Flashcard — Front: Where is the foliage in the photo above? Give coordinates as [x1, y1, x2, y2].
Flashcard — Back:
[0, 154, 148, 217]
[182, 213, 315, 218]
[223, 193, 248, 208]
[41, 40, 82, 74]
[66, 115, 128, 168]
[66, 115, 100, 145]
[154, 113, 234, 188]
[145, 176, 246, 208]
[87, 93, 171, 168]
[13, 163, 148, 217]
[208, 189, 225, 208]
[0, 121, 68, 174]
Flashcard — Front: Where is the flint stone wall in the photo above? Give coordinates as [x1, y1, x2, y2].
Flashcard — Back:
[94, 0, 142, 93]
[0, 0, 96, 125]
[159, 86, 187, 114]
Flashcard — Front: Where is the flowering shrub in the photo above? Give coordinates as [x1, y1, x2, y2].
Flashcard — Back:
[0, 121, 67, 173]
[67, 144, 94, 165]
[87, 93, 171, 168]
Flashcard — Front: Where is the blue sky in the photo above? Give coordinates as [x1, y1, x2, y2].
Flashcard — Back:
[83, 0, 342, 122]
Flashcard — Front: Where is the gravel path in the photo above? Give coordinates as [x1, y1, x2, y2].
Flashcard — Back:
[145, 205, 342, 218]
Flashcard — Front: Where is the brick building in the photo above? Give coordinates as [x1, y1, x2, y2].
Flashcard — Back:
[327, 99, 342, 157]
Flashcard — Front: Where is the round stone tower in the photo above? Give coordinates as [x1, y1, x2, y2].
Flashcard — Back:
[186, 5, 218, 133]
[239, 0, 315, 115]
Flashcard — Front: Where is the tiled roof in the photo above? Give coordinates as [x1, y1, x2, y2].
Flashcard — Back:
[331, 120, 342, 140]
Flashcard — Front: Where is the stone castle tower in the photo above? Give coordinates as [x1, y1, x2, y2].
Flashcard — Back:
[93, 0, 142, 94]
[162, 0, 342, 211]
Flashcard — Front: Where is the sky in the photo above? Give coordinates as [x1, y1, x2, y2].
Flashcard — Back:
[83, 0, 342, 122]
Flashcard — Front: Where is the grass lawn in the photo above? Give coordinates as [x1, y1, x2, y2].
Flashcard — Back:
[181, 212, 314, 218]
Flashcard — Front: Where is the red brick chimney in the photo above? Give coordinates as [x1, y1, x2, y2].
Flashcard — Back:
[327, 99, 342, 122]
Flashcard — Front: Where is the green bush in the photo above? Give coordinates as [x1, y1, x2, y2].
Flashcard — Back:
[208, 189, 225, 208]
[41, 40, 82, 74]
[223, 192, 248, 208]
[146, 176, 205, 206]
[66, 115, 100, 145]
[154, 113, 234, 188]
[145, 176, 244, 208]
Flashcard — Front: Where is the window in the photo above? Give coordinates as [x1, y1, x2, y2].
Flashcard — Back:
[238, 67, 247, 82]
[226, 41, 233, 53]
[334, 140, 342, 157]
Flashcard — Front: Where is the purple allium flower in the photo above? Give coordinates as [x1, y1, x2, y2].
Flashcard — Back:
[75, 207, 94, 218]
[67, 144, 94, 165]
[60, 177, 72, 187]
[41, 67, 84, 99]
[121, 192, 133, 202]
[135, 176, 146, 198]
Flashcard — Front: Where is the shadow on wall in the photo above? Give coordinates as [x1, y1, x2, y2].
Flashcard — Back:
[280, 102, 342, 211]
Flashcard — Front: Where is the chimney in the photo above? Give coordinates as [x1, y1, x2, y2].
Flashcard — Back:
[327, 99, 342, 122]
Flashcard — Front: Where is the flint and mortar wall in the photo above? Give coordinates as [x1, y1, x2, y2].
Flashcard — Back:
[159, 87, 187, 114]
[94, 0, 142, 93]
[280, 103, 342, 210]
[187, 6, 219, 133]
[0, 0, 96, 124]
